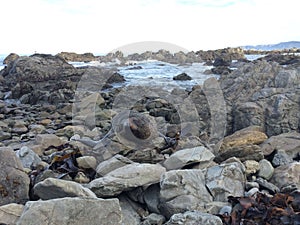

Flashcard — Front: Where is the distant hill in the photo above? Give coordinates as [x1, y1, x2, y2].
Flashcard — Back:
[241, 41, 300, 51]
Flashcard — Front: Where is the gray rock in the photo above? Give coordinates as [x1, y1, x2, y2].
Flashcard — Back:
[159, 169, 213, 218]
[163, 146, 215, 170]
[34, 134, 65, 149]
[260, 132, 300, 160]
[0, 147, 30, 206]
[118, 194, 142, 225]
[143, 184, 161, 214]
[33, 178, 97, 200]
[258, 159, 274, 180]
[245, 181, 259, 190]
[165, 211, 222, 225]
[96, 154, 134, 177]
[270, 162, 300, 189]
[16, 197, 122, 225]
[256, 177, 280, 194]
[206, 162, 245, 201]
[272, 150, 293, 167]
[0, 203, 24, 225]
[141, 213, 166, 225]
[76, 156, 97, 169]
[88, 163, 166, 197]
[16, 146, 42, 169]
[245, 187, 259, 197]
[205, 202, 231, 215]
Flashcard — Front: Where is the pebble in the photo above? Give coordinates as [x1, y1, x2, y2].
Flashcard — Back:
[258, 159, 274, 180]
[243, 160, 260, 176]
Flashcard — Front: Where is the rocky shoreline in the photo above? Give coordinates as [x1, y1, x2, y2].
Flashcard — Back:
[0, 48, 300, 225]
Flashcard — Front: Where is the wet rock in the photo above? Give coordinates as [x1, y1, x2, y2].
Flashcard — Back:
[173, 73, 192, 81]
[165, 211, 222, 225]
[271, 162, 300, 190]
[159, 169, 213, 218]
[163, 146, 215, 170]
[0, 147, 30, 206]
[206, 162, 245, 201]
[16, 197, 122, 225]
[16, 146, 42, 169]
[96, 154, 134, 177]
[88, 163, 166, 197]
[0, 203, 24, 225]
[258, 159, 274, 180]
[33, 178, 96, 200]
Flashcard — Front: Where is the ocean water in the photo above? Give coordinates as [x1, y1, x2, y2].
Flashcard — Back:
[0, 54, 6, 70]
[117, 60, 218, 90]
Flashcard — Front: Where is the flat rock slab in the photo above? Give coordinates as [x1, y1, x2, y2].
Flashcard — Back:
[33, 178, 97, 200]
[16, 197, 122, 225]
[0, 203, 24, 225]
[88, 163, 166, 197]
[163, 146, 215, 170]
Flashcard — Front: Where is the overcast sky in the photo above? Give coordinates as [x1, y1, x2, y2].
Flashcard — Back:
[1, 0, 299, 54]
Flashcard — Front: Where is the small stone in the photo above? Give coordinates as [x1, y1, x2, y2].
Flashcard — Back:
[74, 172, 90, 183]
[12, 120, 28, 134]
[258, 159, 274, 180]
[245, 181, 259, 190]
[39, 119, 52, 126]
[219, 205, 232, 215]
[245, 187, 259, 197]
[76, 156, 97, 169]
[243, 160, 260, 176]
[143, 213, 166, 225]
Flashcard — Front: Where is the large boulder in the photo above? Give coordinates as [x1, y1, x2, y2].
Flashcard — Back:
[33, 178, 97, 200]
[0, 54, 82, 104]
[159, 169, 213, 218]
[87, 163, 166, 197]
[205, 162, 246, 201]
[220, 60, 300, 136]
[215, 126, 267, 162]
[0, 147, 30, 206]
[16, 197, 122, 225]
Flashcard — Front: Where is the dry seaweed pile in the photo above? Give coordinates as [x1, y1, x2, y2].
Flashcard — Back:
[218, 192, 300, 225]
